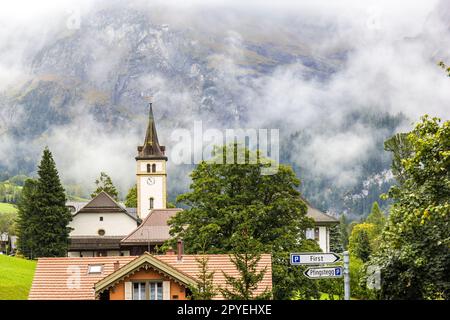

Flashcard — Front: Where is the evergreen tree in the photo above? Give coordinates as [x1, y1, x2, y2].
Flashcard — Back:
[339, 214, 349, 250]
[17, 148, 72, 258]
[352, 229, 372, 262]
[16, 179, 38, 258]
[124, 184, 137, 207]
[190, 255, 217, 300]
[220, 227, 271, 300]
[366, 202, 386, 234]
[329, 224, 342, 253]
[91, 172, 119, 201]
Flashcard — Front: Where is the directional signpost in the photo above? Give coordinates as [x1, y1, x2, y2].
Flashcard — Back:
[304, 266, 343, 279]
[290, 251, 350, 300]
[290, 252, 341, 265]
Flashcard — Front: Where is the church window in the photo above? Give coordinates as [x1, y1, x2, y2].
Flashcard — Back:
[149, 197, 154, 209]
[152, 163, 156, 172]
[99, 217, 103, 221]
[98, 229, 106, 236]
[147, 164, 151, 173]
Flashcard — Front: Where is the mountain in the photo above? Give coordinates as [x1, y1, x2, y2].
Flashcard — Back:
[0, 3, 448, 218]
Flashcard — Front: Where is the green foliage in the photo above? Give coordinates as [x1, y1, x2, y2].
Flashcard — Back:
[219, 231, 271, 300]
[125, 184, 137, 207]
[190, 255, 217, 300]
[16, 147, 72, 258]
[168, 144, 315, 299]
[91, 172, 119, 201]
[338, 214, 349, 250]
[0, 210, 17, 235]
[371, 116, 450, 299]
[438, 61, 450, 77]
[350, 227, 372, 262]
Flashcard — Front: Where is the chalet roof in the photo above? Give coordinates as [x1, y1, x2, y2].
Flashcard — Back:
[69, 192, 138, 221]
[121, 208, 181, 245]
[136, 103, 167, 160]
[302, 197, 339, 225]
[29, 253, 272, 300]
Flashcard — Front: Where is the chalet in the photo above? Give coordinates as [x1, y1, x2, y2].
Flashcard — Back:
[28, 250, 273, 300]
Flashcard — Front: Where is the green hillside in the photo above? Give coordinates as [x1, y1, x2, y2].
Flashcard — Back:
[0, 255, 36, 300]
[0, 203, 18, 214]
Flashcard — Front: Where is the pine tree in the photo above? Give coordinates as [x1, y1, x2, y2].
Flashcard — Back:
[190, 255, 217, 300]
[339, 214, 349, 250]
[124, 184, 137, 207]
[366, 202, 385, 234]
[352, 229, 371, 262]
[16, 179, 38, 258]
[91, 172, 119, 201]
[17, 148, 72, 258]
[220, 228, 271, 300]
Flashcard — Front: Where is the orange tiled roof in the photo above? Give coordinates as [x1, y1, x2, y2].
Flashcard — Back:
[28, 253, 272, 300]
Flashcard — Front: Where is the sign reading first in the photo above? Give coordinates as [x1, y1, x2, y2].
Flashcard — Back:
[290, 252, 341, 265]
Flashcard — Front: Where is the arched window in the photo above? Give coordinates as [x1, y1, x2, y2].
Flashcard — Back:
[152, 163, 156, 173]
[147, 164, 151, 173]
[149, 197, 154, 209]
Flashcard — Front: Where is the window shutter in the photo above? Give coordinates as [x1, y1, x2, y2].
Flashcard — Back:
[124, 282, 132, 300]
[163, 281, 171, 300]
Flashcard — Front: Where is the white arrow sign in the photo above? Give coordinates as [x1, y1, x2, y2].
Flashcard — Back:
[304, 266, 343, 279]
[290, 252, 341, 265]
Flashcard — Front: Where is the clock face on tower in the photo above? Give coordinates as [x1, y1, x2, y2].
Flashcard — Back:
[146, 177, 155, 185]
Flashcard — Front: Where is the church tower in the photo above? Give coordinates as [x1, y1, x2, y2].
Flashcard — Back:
[136, 103, 167, 219]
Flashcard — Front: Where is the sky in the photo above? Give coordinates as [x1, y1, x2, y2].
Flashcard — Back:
[0, 0, 449, 200]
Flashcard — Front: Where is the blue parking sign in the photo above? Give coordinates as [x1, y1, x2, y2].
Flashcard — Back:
[292, 255, 301, 264]
[335, 267, 342, 276]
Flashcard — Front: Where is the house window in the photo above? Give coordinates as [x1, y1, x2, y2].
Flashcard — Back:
[99, 216, 103, 221]
[132, 282, 163, 300]
[150, 282, 163, 300]
[152, 163, 156, 172]
[149, 197, 154, 209]
[305, 228, 314, 240]
[133, 282, 146, 300]
[314, 227, 320, 241]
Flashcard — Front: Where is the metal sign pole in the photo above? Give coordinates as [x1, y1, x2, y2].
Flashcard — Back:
[343, 251, 350, 300]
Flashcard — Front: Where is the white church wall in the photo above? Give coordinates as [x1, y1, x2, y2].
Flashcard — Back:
[69, 213, 137, 237]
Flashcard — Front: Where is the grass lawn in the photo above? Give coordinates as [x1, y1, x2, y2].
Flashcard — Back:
[0, 255, 36, 300]
[0, 202, 18, 214]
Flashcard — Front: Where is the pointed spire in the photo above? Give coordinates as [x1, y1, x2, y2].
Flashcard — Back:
[136, 103, 167, 160]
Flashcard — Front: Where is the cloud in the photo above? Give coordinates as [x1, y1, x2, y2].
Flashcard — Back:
[0, 0, 449, 200]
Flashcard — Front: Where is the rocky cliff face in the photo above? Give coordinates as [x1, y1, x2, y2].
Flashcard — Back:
[0, 3, 448, 217]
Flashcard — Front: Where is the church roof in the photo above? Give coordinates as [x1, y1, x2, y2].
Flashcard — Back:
[136, 103, 167, 160]
[121, 208, 182, 244]
[71, 191, 139, 221]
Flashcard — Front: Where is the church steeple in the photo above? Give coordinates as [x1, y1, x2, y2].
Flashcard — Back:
[136, 103, 167, 160]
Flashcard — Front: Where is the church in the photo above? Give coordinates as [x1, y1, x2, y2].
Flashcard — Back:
[66, 103, 338, 257]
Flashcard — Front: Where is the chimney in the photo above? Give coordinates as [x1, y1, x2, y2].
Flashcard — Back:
[177, 239, 184, 261]
[113, 260, 120, 271]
